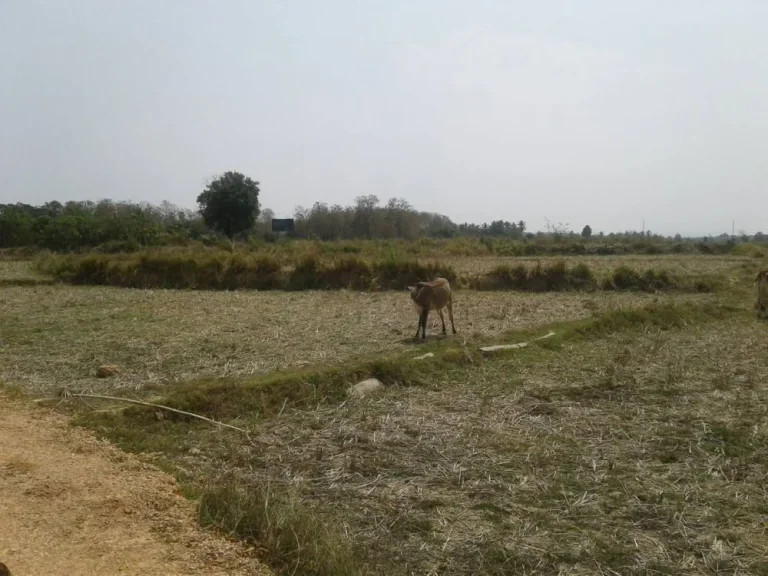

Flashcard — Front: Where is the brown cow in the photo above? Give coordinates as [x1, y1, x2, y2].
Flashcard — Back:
[407, 278, 457, 340]
[757, 270, 768, 319]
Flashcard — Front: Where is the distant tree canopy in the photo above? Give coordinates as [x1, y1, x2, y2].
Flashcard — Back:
[196, 171, 260, 241]
[581, 225, 592, 238]
[292, 197, 531, 241]
[0, 192, 757, 253]
[0, 199, 201, 251]
[1, 195, 527, 250]
[292, 195, 456, 241]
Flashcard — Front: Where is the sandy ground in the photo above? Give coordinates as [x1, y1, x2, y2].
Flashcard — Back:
[0, 395, 271, 576]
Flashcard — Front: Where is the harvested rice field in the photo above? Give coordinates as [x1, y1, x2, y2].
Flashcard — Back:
[205, 309, 768, 575]
[2, 252, 766, 576]
[0, 283, 710, 394]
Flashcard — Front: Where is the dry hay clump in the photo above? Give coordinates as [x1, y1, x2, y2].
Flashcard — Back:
[96, 364, 120, 378]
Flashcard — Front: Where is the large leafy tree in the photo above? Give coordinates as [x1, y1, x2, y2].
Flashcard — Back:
[197, 171, 260, 242]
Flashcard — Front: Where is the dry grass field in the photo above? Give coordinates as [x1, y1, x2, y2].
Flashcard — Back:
[1, 284, 703, 394]
[0, 260, 54, 286]
[213, 308, 768, 575]
[2, 253, 767, 575]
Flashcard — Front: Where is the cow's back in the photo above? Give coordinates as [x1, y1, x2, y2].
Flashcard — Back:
[417, 278, 451, 310]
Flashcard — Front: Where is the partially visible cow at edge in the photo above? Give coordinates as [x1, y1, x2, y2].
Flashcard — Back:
[407, 278, 457, 340]
[757, 270, 768, 319]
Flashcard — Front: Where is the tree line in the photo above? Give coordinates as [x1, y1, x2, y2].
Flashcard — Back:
[0, 170, 534, 250]
[291, 195, 528, 240]
[0, 199, 201, 251]
[1, 171, 763, 251]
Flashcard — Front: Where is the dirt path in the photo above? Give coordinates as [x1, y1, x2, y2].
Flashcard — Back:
[0, 395, 271, 576]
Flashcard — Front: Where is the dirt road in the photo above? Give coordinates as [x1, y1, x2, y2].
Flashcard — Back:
[0, 394, 271, 575]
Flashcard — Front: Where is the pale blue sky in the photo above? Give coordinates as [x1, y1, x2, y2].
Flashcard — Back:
[1, 1, 766, 235]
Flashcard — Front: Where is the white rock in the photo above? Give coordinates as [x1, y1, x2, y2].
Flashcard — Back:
[347, 378, 384, 398]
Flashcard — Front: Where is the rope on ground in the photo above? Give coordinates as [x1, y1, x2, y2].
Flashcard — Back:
[34, 392, 250, 435]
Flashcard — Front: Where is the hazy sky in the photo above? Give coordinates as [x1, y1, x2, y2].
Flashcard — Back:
[2, 1, 767, 235]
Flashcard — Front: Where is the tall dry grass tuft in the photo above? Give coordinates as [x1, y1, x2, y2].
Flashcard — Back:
[198, 479, 362, 576]
[602, 266, 677, 292]
[473, 260, 597, 291]
[36, 251, 716, 294]
[36, 251, 458, 292]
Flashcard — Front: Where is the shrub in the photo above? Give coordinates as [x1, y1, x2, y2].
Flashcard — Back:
[604, 266, 677, 292]
[39, 251, 284, 289]
[638, 242, 665, 255]
[96, 239, 142, 254]
[571, 262, 596, 289]
[731, 243, 767, 258]
[610, 265, 641, 290]
[41, 251, 457, 292]
[38, 251, 711, 294]
[372, 258, 456, 290]
[325, 257, 373, 290]
[483, 264, 529, 290]
[287, 254, 323, 290]
[476, 260, 597, 292]
[287, 256, 372, 290]
[223, 253, 283, 290]
[474, 261, 699, 293]
[670, 243, 693, 254]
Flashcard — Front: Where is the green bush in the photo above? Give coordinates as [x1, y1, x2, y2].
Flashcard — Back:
[603, 266, 677, 292]
[475, 260, 597, 291]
